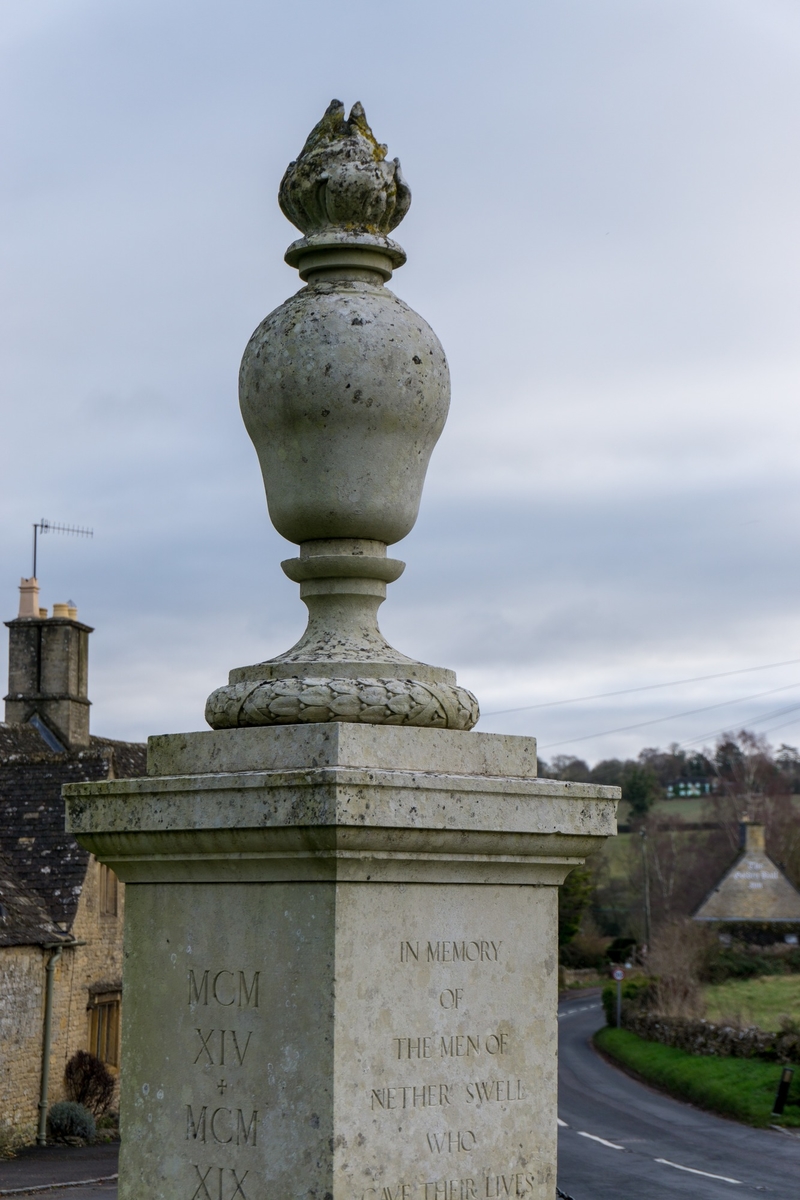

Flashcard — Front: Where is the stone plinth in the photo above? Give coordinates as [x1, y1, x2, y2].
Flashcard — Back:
[65, 726, 617, 1200]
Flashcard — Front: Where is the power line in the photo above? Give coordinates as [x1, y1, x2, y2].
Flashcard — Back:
[481, 657, 800, 718]
[757, 713, 800, 739]
[538, 681, 800, 752]
[678, 699, 800, 750]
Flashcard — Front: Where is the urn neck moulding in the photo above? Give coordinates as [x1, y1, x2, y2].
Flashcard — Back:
[205, 101, 479, 732]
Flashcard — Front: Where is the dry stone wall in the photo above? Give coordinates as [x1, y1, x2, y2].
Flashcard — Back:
[622, 1009, 800, 1064]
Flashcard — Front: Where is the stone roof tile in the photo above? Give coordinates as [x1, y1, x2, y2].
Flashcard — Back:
[0, 851, 68, 947]
[0, 723, 146, 931]
[694, 846, 800, 922]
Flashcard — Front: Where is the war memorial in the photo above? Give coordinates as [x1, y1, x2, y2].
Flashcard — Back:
[64, 101, 619, 1200]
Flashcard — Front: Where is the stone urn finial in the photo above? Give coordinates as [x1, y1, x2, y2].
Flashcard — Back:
[205, 101, 478, 732]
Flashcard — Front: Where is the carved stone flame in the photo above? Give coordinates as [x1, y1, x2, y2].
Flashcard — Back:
[279, 100, 411, 238]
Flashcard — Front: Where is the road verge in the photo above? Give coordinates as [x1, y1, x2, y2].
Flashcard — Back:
[594, 1025, 800, 1127]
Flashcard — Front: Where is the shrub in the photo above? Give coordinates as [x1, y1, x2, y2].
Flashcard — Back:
[47, 1101, 96, 1143]
[64, 1050, 115, 1116]
[558, 864, 593, 947]
[606, 937, 637, 964]
[602, 977, 656, 1025]
[701, 943, 800, 983]
[648, 920, 709, 1016]
[560, 932, 610, 970]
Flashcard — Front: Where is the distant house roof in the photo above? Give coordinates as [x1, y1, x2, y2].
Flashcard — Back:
[693, 822, 800, 923]
[0, 722, 146, 935]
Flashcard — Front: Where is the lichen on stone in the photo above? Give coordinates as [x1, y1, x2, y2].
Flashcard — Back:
[279, 99, 411, 237]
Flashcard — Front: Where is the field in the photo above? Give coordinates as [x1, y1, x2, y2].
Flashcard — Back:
[615, 797, 711, 827]
[616, 795, 800, 825]
[703, 974, 800, 1031]
[594, 1026, 800, 1127]
[601, 797, 714, 881]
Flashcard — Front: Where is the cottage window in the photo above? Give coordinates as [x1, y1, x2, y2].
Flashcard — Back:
[88, 991, 121, 1068]
[99, 863, 118, 916]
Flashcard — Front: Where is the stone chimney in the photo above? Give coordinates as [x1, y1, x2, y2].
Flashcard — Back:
[4, 579, 93, 748]
[741, 820, 766, 852]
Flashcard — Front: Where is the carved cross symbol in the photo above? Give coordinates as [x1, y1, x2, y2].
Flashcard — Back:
[217, 1079, 227, 1095]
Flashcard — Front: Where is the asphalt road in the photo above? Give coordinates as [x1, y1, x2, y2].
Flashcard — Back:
[0, 1143, 118, 1200]
[557, 992, 800, 1199]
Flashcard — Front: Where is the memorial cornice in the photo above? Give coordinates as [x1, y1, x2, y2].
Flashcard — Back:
[65, 757, 616, 885]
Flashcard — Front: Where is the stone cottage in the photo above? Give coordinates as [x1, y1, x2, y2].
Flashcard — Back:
[693, 819, 800, 933]
[0, 578, 145, 1147]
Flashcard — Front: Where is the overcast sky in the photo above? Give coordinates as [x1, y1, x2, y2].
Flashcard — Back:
[3, 0, 800, 762]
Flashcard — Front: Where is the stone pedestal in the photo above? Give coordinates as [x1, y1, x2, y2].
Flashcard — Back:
[63, 100, 621, 1200]
[65, 726, 616, 1200]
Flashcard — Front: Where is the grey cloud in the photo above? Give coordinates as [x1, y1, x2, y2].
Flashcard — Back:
[2, 0, 800, 759]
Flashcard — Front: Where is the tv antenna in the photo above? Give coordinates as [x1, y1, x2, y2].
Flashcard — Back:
[32, 519, 93, 579]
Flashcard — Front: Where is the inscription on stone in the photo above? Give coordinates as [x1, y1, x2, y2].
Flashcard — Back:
[393, 1034, 509, 1059]
[186, 1106, 259, 1146]
[189, 970, 260, 1008]
[185, 968, 261, 1199]
[193, 1030, 252, 1065]
[418, 1169, 555, 1200]
[125, 886, 553, 1200]
[371, 1084, 451, 1110]
[465, 1081, 523, 1104]
[400, 942, 502, 963]
[349, 910, 551, 1200]
[359, 1167, 556, 1200]
[190, 1165, 249, 1200]
[426, 1131, 477, 1153]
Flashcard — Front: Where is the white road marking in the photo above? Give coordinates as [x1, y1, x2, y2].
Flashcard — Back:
[655, 1158, 742, 1184]
[557, 1118, 568, 1127]
[557, 1003, 602, 1020]
[577, 1131, 625, 1150]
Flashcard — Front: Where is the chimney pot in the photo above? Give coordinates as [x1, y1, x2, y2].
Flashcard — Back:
[17, 577, 41, 619]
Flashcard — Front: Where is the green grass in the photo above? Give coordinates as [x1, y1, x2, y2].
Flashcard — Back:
[703, 975, 800, 1032]
[594, 1026, 800, 1127]
[602, 805, 713, 879]
[650, 797, 707, 821]
[617, 796, 800, 826]
[616, 798, 707, 825]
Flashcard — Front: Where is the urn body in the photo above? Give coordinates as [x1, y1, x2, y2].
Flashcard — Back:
[239, 279, 450, 546]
